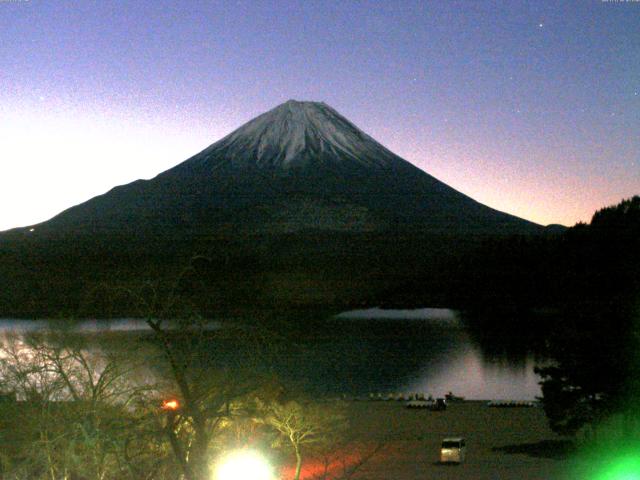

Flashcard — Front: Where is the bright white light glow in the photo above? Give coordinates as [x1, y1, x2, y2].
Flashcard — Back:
[214, 450, 273, 480]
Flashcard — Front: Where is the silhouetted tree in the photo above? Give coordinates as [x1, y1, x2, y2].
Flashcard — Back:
[87, 265, 272, 480]
[0, 328, 153, 479]
[535, 196, 640, 437]
[257, 398, 347, 480]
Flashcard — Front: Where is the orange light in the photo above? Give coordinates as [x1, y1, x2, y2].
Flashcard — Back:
[162, 399, 180, 411]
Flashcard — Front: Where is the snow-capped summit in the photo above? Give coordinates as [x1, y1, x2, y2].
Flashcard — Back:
[187, 99, 400, 171]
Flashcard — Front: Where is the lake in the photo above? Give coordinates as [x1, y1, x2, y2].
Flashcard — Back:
[0, 308, 542, 401]
[274, 308, 542, 400]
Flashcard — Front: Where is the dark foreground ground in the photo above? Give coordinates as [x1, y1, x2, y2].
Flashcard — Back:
[305, 400, 577, 480]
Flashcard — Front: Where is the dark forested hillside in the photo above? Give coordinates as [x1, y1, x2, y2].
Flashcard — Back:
[437, 195, 640, 314]
[534, 196, 640, 436]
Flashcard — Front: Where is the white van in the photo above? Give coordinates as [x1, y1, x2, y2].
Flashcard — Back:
[440, 437, 466, 464]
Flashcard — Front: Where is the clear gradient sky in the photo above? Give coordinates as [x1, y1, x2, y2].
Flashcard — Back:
[1, 0, 638, 231]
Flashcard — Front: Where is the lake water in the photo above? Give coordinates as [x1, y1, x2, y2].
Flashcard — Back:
[277, 308, 542, 400]
[0, 308, 542, 401]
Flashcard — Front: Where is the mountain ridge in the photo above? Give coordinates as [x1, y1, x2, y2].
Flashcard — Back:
[0, 100, 549, 317]
[17, 99, 541, 236]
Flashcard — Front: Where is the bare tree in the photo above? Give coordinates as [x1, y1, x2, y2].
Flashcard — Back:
[258, 398, 348, 480]
[85, 265, 271, 480]
[0, 328, 152, 480]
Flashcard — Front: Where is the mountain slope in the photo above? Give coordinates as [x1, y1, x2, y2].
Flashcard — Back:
[0, 100, 545, 317]
[26, 100, 541, 236]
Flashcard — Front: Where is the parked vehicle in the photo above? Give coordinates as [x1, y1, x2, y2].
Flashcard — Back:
[405, 400, 431, 409]
[429, 398, 447, 411]
[487, 400, 535, 408]
[440, 437, 466, 464]
[445, 391, 465, 402]
[405, 398, 447, 410]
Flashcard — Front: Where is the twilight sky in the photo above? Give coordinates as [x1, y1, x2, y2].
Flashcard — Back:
[1, 0, 638, 231]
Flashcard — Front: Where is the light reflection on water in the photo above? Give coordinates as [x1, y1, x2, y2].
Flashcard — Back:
[332, 308, 541, 401]
[335, 307, 459, 322]
[402, 344, 541, 401]
[0, 319, 153, 332]
[0, 309, 542, 401]
[0, 319, 223, 333]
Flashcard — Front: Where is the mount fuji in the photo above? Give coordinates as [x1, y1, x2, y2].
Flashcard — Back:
[25, 100, 540, 236]
[1, 100, 544, 317]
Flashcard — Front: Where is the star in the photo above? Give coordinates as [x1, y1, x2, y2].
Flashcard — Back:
[538, 23, 544, 28]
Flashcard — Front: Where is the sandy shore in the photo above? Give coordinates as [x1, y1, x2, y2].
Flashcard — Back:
[329, 400, 575, 480]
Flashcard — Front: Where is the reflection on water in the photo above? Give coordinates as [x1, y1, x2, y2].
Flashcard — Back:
[403, 345, 541, 401]
[0, 318, 153, 332]
[335, 307, 459, 322]
[0, 319, 222, 333]
[0, 309, 542, 400]
[275, 308, 542, 400]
